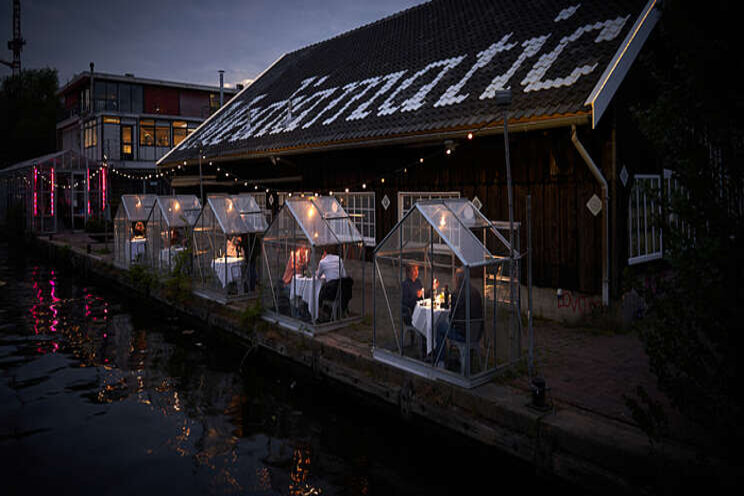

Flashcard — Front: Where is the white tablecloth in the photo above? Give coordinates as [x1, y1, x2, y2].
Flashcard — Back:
[289, 276, 323, 321]
[411, 299, 450, 354]
[160, 246, 185, 269]
[211, 257, 244, 287]
[128, 238, 146, 262]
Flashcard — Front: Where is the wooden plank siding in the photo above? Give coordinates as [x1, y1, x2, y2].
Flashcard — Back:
[244, 126, 611, 295]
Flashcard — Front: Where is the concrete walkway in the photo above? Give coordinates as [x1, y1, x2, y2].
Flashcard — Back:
[35, 231, 724, 491]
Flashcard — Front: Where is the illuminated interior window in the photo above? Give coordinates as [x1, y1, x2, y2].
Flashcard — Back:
[139, 120, 155, 147]
[155, 125, 170, 147]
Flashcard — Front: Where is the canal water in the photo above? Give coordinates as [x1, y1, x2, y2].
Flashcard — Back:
[0, 240, 557, 495]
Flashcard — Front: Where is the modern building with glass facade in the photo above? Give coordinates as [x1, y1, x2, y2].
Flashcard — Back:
[56, 69, 238, 195]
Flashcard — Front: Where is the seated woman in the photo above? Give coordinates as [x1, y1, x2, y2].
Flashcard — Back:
[132, 221, 145, 239]
[432, 268, 483, 367]
[281, 247, 309, 285]
[401, 263, 438, 325]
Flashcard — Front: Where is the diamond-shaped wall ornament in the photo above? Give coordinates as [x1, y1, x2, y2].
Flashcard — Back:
[586, 194, 602, 216]
[472, 196, 483, 210]
[381, 194, 390, 210]
[268, 195, 274, 206]
[620, 165, 629, 187]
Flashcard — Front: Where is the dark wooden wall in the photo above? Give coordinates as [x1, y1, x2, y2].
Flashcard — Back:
[250, 124, 613, 295]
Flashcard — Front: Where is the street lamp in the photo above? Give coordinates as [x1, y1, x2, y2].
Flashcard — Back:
[197, 140, 204, 205]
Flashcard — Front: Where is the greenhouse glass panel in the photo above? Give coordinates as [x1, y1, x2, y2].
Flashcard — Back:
[373, 199, 521, 388]
[192, 194, 268, 303]
[262, 197, 366, 335]
[113, 194, 156, 269]
[146, 195, 201, 275]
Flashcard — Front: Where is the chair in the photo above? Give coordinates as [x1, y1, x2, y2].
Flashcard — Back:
[319, 277, 353, 322]
[448, 320, 484, 375]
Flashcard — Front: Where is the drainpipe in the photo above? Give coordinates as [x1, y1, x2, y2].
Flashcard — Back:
[571, 125, 609, 306]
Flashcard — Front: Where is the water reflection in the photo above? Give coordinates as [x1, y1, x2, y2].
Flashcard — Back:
[0, 242, 546, 495]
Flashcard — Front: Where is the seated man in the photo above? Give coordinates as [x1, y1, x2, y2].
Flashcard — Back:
[401, 263, 438, 325]
[432, 268, 483, 367]
[317, 247, 349, 320]
[316, 246, 346, 282]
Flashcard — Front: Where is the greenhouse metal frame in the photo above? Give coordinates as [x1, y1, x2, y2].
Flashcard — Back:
[262, 196, 365, 335]
[113, 194, 157, 269]
[192, 194, 268, 303]
[373, 198, 521, 388]
[146, 195, 202, 274]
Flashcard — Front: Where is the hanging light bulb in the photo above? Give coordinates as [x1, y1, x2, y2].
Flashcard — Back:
[419, 158, 424, 163]
[362, 183, 366, 189]
[381, 177, 385, 184]
[467, 132, 473, 140]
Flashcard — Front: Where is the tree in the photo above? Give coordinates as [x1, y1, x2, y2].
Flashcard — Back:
[0, 68, 60, 168]
[630, 0, 743, 456]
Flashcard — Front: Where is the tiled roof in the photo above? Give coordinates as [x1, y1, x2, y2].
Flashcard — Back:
[160, 0, 655, 166]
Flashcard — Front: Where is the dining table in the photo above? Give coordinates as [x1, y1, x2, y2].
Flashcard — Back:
[212, 256, 244, 287]
[411, 298, 450, 354]
[289, 275, 323, 321]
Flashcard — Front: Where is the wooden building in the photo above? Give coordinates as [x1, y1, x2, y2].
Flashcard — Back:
[158, 0, 663, 305]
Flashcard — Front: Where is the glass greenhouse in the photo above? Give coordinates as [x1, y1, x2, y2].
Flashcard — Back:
[192, 194, 269, 303]
[146, 195, 202, 274]
[373, 198, 521, 388]
[262, 196, 365, 334]
[113, 194, 157, 269]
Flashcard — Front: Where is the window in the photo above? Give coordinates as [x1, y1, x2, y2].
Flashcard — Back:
[334, 191, 376, 246]
[172, 121, 188, 147]
[103, 116, 120, 124]
[155, 125, 170, 147]
[398, 191, 461, 253]
[80, 87, 90, 113]
[140, 120, 155, 147]
[131, 85, 143, 114]
[94, 82, 119, 111]
[84, 120, 98, 148]
[628, 175, 663, 265]
[119, 83, 132, 113]
[121, 125, 133, 160]
[397, 191, 460, 220]
[209, 94, 220, 114]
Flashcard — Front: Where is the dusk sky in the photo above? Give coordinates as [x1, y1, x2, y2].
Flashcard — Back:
[0, 0, 427, 88]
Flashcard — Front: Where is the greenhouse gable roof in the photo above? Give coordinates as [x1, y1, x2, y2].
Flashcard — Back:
[120, 194, 157, 222]
[381, 199, 511, 267]
[206, 194, 268, 234]
[154, 195, 202, 228]
[277, 197, 363, 247]
[158, 0, 659, 167]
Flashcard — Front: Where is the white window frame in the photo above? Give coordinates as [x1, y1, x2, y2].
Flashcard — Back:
[628, 174, 663, 265]
[397, 191, 460, 221]
[334, 191, 376, 246]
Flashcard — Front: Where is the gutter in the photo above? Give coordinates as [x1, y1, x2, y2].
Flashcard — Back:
[160, 113, 591, 168]
[571, 125, 609, 306]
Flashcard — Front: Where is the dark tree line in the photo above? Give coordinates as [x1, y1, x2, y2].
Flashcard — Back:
[629, 0, 743, 458]
[0, 68, 60, 169]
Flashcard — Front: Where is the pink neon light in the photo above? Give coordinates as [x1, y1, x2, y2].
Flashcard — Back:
[33, 166, 38, 216]
[87, 167, 91, 215]
[50, 167, 55, 216]
[101, 167, 107, 211]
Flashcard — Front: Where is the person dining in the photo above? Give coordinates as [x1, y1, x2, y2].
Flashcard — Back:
[401, 263, 438, 325]
[282, 247, 309, 285]
[316, 246, 346, 282]
[317, 247, 351, 321]
[432, 268, 483, 367]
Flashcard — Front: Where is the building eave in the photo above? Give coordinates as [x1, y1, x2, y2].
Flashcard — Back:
[585, 0, 662, 129]
[159, 111, 591, 168]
